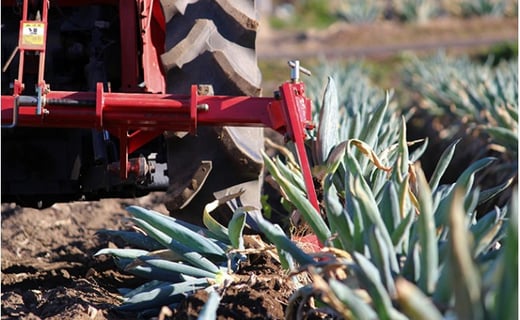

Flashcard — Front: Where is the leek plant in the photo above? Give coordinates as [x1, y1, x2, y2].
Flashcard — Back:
[459, 0, 511, 17]
[95, 193, 249, 316]
[336, 0, 382, 24]
[96, 59, 517, 318]
[403, 52, 517, 208]
[394, 0, 440, 23]
[261, 75, 517, 319]
[403, 52, 517, 146]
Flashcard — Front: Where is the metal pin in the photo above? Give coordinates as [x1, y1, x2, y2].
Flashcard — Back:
[288, 60, 312, 78]
[290, 60, 300, 81]
[36, 86, 43, 115]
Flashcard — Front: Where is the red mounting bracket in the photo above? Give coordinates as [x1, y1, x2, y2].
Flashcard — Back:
[278, 81, 319, 211]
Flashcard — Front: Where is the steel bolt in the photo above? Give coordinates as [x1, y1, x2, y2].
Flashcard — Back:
[197, 104, 209, 111]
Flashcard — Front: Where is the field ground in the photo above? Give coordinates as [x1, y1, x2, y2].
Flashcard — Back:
[258, 16, 516, 94]
[1, 16, 517, 319]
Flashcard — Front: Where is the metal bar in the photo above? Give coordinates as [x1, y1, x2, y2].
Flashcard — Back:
[119, 0, 140, 91]
[16, 0, 28, 94]
[127, 130, 163, 154]
[138, 0, 166, 93]
[37, 0, 49, 87]
[119, 128, 129, 179]
[196, 96, 278, 128]
[2, 46, 19, 73]
[36, 86, 43, 115]
[189, 85, 197, 133]
[1, 96, 19, 128]
[279, 81, 320, 212]
[1, 90, 284, 131]
[3, 0, 120, 5]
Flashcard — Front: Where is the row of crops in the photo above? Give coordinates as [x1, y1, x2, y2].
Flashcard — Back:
[96, 52, 517, 318]
[270, 0, 517, 29]
[336, 0, 518, 23]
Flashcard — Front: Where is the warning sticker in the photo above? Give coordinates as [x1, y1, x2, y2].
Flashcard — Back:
[21, 22, 45, 47]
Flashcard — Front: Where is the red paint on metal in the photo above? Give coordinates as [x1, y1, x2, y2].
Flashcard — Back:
[16, 0, 49, 95]
[138, 0, 166, 93]
[2, 91, 282, 130]
[96, 83, 104, 128]
[279, 82, 320, 213]
[37, 1, 49, 89]
[189, 85, 198, 133]
[119, 128, 129, 179]
[119, 0, 140, 92]
[293, 234, 322, 251]
[127, 130, 163, 154]
[3, 0, 119, 5]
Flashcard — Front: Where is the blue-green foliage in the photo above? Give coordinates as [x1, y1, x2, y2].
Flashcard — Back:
[264, 63, 516, 318]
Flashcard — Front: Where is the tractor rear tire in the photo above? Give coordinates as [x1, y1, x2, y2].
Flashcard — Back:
[159, 0, 264, 224]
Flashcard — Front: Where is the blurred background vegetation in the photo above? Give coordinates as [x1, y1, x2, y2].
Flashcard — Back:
[263, 0, 518, 30]
[258, 0, 517, 94]
[257, 0, 517, 207]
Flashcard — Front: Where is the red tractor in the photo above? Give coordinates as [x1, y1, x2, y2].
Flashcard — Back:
[1, 0, 318, 220]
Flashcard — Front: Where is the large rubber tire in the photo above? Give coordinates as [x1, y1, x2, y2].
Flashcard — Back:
[160, 0, 261, 96]
[160, 0, 264, 224]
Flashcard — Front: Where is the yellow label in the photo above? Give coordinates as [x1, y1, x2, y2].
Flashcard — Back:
[21, 22, 45, 46]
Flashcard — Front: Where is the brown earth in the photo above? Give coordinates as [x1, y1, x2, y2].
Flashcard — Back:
[1, 197, 299, 319]
[2, 16, 517, 320]
[257, 16, 517, 60]
[1, 196, 163, 319]
[171, 249, 297, 320]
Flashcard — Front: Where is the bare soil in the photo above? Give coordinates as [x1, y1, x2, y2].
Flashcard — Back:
[2, 16, 517, 319]
[257, 16, 517, 60]
[1, 197, 297, 319]
[1, 196, 163, 319]
[171, 249, 296, 320]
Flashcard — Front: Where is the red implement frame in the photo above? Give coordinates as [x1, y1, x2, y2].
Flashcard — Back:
[13, 0, 49, 102]
[1, 0, 320, 212]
